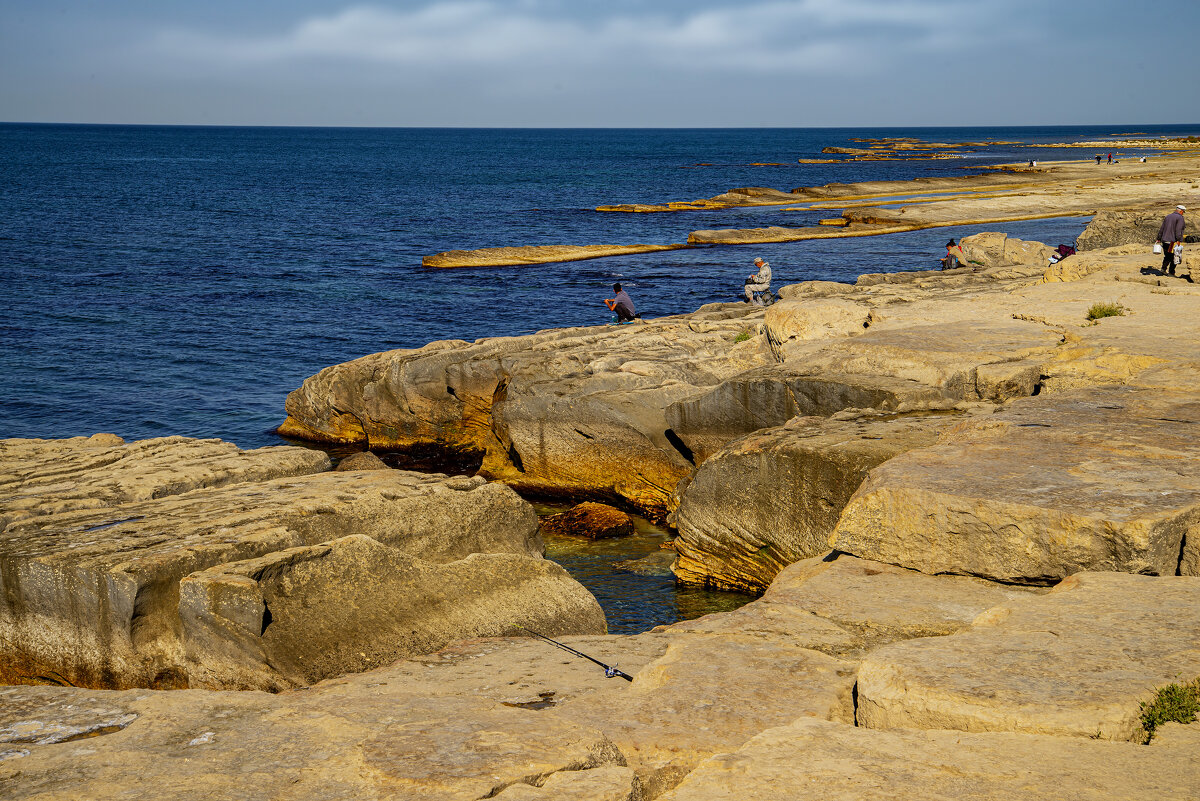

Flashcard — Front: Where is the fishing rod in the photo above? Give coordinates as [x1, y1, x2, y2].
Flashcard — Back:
[519, 626, 634, 681]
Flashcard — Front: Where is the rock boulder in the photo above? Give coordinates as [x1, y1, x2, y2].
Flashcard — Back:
[672, 414, 954, 592]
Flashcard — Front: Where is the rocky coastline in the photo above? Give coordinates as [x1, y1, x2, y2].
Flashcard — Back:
[6, 190, 1200, 797]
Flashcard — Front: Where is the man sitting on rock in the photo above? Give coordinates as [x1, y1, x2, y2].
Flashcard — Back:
[744, 257, 772, 305]
[605, 283, 637, 323]
[1157, 205, 1186, 278]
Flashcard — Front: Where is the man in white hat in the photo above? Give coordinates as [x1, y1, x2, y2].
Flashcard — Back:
[1157, 205, 1186, 277]
[744, 257, 772, 305]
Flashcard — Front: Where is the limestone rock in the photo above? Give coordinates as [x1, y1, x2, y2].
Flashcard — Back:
[0, 435, 330, 531]
[759, 553, 1041, 640]
[763, 297, 873, 355]
[540, 502, 635, 540]
[491, 766, 638, 800]
[279, 307, 775, 519]
[832, 387, 1200, 582]
[1041, 246, 1150, 283]
[660, 552, 1040, 659]
[856, 572, 1200, 741]
[333, 450, 389, 471]
[1076, 208, 1173, 251]
[959, 231, 1055, 270]
[0, 684, 627, 801]
[672, 414, 953, 592]
[422, 243, 686, 268]
[1182, 523, 1200, 576]
[659, 718, 1200, 801]
[664, 367, 959, 464]
[180, 535, 607, 689]
[1, 445, 553, 689]
[548, 633, 857, 787]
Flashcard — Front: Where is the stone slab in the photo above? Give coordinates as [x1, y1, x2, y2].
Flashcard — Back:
[856, 572, 1200, 741]
[660, 718, 1200, 801]
[833, 387, 1200, 582]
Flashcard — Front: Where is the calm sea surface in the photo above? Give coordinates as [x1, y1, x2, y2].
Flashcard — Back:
[3, 123, 1194, 631]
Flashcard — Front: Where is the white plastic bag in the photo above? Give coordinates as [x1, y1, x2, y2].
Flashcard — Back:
[1153, 242, 1163, 255]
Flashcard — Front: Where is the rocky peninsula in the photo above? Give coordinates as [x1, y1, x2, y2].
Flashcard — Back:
[425, 149, 1200, 266]
[6, 207, 1200, 796]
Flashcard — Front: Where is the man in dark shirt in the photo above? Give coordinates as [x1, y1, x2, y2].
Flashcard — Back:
[1157, 205, 1186, 277]
[605, 283, 636, 322]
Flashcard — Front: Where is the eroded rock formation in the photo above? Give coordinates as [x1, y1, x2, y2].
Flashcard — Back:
[0, 436, 602, 690]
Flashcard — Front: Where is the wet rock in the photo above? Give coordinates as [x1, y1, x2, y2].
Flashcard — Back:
[856, 572, 1200, 741]
[672, 414, 953, 592]
[659, 718, 1200, 801]
[832, 387, 1200, 582]
[612, 550, 675, 576]
[540, 502, 635, 540]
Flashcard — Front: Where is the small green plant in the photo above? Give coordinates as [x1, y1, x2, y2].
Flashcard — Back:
[733, 330, 752, 343]
[1139, 677, 1200, 742]
[1086, 302, 1126, 321]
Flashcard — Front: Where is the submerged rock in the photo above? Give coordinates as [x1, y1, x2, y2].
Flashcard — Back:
[540, 502, 635, 540]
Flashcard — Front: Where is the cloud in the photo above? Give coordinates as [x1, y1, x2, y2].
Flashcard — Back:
[147, 0, 1006, 76]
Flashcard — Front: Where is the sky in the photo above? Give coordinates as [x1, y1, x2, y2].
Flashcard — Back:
[1, 0, 1197, 127]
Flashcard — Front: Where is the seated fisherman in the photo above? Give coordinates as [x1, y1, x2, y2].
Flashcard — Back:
[605, 283, 636, 322]
[744, 257, 772, 305]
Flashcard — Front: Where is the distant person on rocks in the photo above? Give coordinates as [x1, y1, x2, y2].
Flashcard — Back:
[1095, 154, 1102, 165]
[1107, 152, 1113, 164]
[744, 257, 772, 305]
[1157, 205, 1186, 277]
[940, 239, 963, 271]
[605, 283, 637, 322]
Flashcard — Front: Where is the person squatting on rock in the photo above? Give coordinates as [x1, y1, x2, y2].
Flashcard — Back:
[1157, 205, 1186, 278]
[744, 257, 772, 305]
[605, 283, 637, 322]
[940, 239, 963, 271]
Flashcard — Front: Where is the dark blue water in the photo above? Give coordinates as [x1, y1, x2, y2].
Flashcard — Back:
[6, 123, 1196, 445]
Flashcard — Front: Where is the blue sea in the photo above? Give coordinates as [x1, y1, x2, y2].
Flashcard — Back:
[8, 123, 1198, 448]
[3, 123, 1195, 631]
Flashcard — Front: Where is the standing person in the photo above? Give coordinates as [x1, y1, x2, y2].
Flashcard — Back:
[605, 283, 636, 323]
[744, 257, 772, 305]
[1107, 152, 1113, 164]
[1156, 205, 1186, 277]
